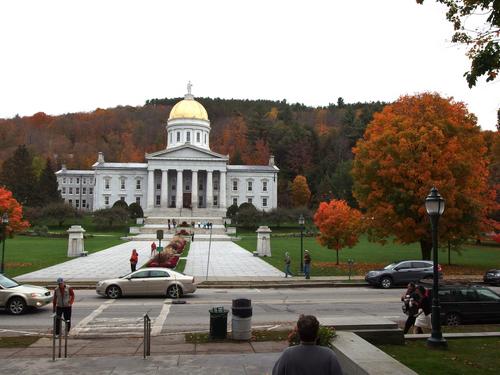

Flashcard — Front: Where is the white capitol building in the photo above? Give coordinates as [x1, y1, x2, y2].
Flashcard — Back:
[56, 85, 279, 219]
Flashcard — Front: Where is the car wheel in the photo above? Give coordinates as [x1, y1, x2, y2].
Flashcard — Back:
[8, 297, 27, 315]
[380, 276, 393, 289]
[445, 312, 461, 326]
[167, 285, 183, 298]
[106, 285, 122, 299]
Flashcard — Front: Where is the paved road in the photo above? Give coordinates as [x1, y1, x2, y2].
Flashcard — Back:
[1, 286, 499, 337]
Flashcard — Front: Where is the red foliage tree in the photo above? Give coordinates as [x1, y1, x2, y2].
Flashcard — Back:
[0, 187, 30, 240]
[314, 199, 362, 265]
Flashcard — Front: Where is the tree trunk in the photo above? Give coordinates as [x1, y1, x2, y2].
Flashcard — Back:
[336, 249, 339, 265]
[420, 239, 432, 260]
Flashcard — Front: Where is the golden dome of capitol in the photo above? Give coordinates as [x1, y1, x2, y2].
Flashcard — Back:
[168, 82, 208, 121]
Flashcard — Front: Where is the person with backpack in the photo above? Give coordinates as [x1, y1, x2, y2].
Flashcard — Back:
[414, 285, 431, 334]
[401, 282, 420, 334]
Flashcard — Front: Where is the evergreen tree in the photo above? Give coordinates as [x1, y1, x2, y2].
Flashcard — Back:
[0, 145, 40, 206]
[39, 158, 61, 205]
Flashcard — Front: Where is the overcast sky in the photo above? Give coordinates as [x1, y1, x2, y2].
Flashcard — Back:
[0, 0, 498, 130]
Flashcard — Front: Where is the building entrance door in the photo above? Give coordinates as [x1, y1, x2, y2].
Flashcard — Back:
[183, 193, 191, 208]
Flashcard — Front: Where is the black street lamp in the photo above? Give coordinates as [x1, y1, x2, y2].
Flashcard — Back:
[1, 212, 9, 274]
[425, 187, 447, 348]
[299, 214, 305, 274]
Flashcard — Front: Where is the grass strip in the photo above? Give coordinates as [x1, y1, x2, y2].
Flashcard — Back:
[0, 336, 40, 348]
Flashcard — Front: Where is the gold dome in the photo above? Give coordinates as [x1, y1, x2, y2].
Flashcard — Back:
[168, 98, 209, 121]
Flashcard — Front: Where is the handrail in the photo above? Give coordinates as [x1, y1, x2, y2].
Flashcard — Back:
[143, 313, 151, 359]
[52, 314, 69, 361]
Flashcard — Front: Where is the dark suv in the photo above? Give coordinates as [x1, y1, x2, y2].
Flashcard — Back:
[438, 284, 500, 325]
[365, 260, 441, 288]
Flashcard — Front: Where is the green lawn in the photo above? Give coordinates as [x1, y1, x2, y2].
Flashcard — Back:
[3, 234, 124, 277]
[378, 338, 500, 375]
[235, 233, 500, 276]
[174, 241, 191, 273]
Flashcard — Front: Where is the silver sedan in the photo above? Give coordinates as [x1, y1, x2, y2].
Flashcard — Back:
[0, 274, 52, 315]
[96, 268, 197, 299]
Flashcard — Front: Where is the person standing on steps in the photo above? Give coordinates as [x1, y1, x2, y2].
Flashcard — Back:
[304, 250, 312, 279]
[53, 277, 75, 337]
[150, 241, 157, 258]
[130, 249, 138, 272]
[284, 252, 293, 277]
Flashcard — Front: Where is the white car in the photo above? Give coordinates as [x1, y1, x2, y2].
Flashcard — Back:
[0, 274, 52, 315]
[96, 268, 196, 299]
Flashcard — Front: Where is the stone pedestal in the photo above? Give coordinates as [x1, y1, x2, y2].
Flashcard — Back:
[67, 225, 86, 257]
[256, 226, 272, 257]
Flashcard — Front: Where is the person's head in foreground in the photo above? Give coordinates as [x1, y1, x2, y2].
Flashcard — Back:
[297, 314, 319, 344]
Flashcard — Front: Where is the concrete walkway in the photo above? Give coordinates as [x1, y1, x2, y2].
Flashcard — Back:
[184, 241, 283, 278]
[15, 241, 153, 283]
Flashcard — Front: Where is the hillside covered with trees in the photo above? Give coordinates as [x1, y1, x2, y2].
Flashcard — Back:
[0, 96, 386, 206]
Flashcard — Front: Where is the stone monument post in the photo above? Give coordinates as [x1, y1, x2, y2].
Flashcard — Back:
[67, 225, 86, 257]
[256, 226, 272, 257]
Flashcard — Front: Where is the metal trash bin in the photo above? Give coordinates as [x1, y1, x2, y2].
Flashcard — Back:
[232, 298, 252, 340]
[209, 307, 228, 340]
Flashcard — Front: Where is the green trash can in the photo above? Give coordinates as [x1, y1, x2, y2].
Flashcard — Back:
[209, 307, 228, 340]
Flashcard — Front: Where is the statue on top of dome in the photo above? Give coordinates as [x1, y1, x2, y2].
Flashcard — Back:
[187, 81, 192, 95]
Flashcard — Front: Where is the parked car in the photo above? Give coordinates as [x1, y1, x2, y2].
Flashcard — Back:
[365, 260, 442, 288]
[438, 284, 500, 325]
[96, 268, 196, 299]
[0, 274, 52, 315]
[483, 269, 500, 286]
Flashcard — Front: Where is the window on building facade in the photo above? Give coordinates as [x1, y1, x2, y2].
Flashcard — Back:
[156, 195, 160, 205]
[196, 132, 200, 143]
[262, 197, 268, 207]
[121, 178, 125, 190]
[170, 132, 173, 143]
[233, 197, 238, 206]
[248, 181, 252, 191]
[76, 200, 79, 208]
[69, 187, 73, 194]
[186, 185, 190, 192]
[119, 196, 124, 201]
[76, 187, 80, 194]
[263, 180, 268, 192]
[105, 179, 110, 190]
[69, 199, 72, 206]
[70, 178, 73, 184]
[199, 184, 203, 190]
[214, 182, 218, 190]
[186, 131, 191, 142]
[199, 196, 203, 207]
[136, 179, 141, 190]
[214, 196, 218, 206]
[204, 133, 207, 144]
[76, 178, 80, 184]
[82, 199, 86, 207]
[248, 197, 253, 204]
[136, 197, 141, 205]
[172, 185, 176, 191]
[104, 196, 109, 205]
[170, 196, 176, 207]
[83, 187, 86, 194]
[89, 188, 93, 194]
[156, 183, 161, 190]
[83, 178, 86, 184]
[62, 187, 66, 194]
[232, 180, 238, 191]
[177, 132, 180, 142]
[63, 178, 66, 184]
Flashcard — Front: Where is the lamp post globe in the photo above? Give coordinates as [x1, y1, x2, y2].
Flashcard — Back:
[425, 187, 447, 348]
[299, 214, 305, 274]
[1, 212, 9, 275]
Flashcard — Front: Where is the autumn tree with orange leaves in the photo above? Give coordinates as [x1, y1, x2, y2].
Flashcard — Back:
[314, 199, 362, 265]
[0, 187, 30, 241]
[291, 175, 311, 207]
[352, 93, 496, 260]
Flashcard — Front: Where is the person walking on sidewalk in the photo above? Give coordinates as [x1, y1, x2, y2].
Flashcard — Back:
[150, 242, 157, 258]
[284, 252, 293, 277]
[53, 277, 75, 337]
[401, 282, 420, 334]
[130, 249, 139, 272]
[272, 315, 343, 375]
[304, 250, 312, 279]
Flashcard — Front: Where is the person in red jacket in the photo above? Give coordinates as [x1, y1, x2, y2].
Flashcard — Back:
[130, 249, 139, 272]
[150, 242, 157, 258]
[53, 277, 75, 336]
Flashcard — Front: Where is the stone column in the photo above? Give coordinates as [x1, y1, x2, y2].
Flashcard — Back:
[161, 169, 169, 208]
[206, 170, 213, 208]
[191, 170, 198, 208]
[147, 169, 154, 209]
[219, 170, 226, 209]
[176, 170, 183, 208]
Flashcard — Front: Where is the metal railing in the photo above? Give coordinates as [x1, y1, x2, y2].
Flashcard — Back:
[143, 313, 151, 359]
[52, 315, 69, 360]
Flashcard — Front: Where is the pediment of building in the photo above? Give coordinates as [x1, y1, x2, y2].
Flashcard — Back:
[146, 145, 228, 161]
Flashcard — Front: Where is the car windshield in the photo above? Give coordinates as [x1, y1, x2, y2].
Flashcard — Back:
[384, 263, 397, 270]
[0, 274, 19, 288]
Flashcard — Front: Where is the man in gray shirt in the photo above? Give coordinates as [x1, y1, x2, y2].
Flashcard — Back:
[272, 315, 343, 375]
